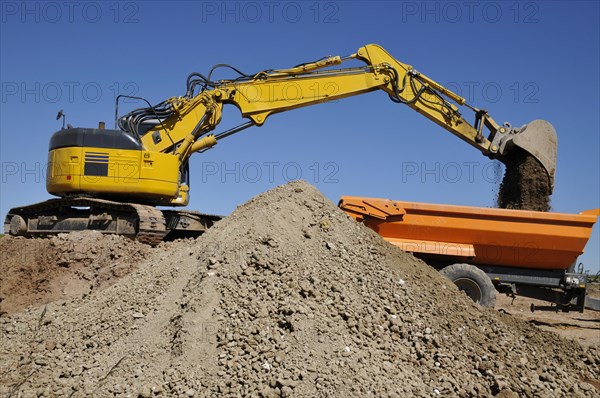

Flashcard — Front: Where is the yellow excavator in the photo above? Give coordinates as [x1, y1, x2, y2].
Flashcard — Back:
[4, 44, 557, 244]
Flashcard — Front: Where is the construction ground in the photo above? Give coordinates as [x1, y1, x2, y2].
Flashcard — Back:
[0, 181, 598, 397]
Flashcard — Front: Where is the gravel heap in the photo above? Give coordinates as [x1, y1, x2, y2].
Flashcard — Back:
[0, 231, 149, 315]
[1, 181, 597, 397]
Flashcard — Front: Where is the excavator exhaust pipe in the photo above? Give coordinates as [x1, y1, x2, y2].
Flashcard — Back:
[495, 119, 558, 192]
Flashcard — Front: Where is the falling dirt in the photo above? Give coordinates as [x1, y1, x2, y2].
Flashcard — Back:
[0, 182, 597, 397]
[497, 149, 552, 211]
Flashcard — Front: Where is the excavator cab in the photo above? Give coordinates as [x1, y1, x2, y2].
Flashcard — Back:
[46, 125, 182, 204]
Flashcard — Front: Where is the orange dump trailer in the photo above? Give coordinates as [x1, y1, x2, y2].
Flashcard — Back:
[339, 197, 599, 311]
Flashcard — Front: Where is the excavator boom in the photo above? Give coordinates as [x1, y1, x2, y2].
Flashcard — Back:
[127, 44, 556, 192]
[5, 44, 558, 243]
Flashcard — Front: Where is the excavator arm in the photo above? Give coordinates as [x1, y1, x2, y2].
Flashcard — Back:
[122, 44, 556, 192]
[4, 44, 559, 243]
[4, 45, 556, 244]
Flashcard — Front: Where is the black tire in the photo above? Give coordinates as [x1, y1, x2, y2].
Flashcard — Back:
[439, 263, 496, 308]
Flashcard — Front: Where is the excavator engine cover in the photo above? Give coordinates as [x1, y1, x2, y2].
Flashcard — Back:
[496, 120, 558, 191]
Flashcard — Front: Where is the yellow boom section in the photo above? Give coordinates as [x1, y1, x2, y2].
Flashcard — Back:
[140, 45, 498, 162]
[130, 44, 556, 193]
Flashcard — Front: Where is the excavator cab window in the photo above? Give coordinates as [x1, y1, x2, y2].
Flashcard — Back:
[182, 162, 190, 187]
[138, 121, 161, 137]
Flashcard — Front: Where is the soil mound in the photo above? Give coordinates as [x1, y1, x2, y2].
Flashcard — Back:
[1, 182, 597, 398]
[0, 232, 149, 316]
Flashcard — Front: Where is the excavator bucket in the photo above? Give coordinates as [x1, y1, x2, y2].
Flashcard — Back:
[498, 120, 558, 190]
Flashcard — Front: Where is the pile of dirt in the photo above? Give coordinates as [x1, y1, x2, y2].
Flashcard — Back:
[0, 181, 597, 397]
[497, 149, 552, 211]
[0, 231, 150, 316]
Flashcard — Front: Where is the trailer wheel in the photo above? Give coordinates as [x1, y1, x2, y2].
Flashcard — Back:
[440, 263, 496, 308]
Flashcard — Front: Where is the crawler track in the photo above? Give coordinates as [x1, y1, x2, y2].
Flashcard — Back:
[4, 198, 219, 246]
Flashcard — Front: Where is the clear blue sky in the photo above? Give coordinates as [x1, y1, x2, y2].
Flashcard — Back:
[1, 1, 599, 272]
